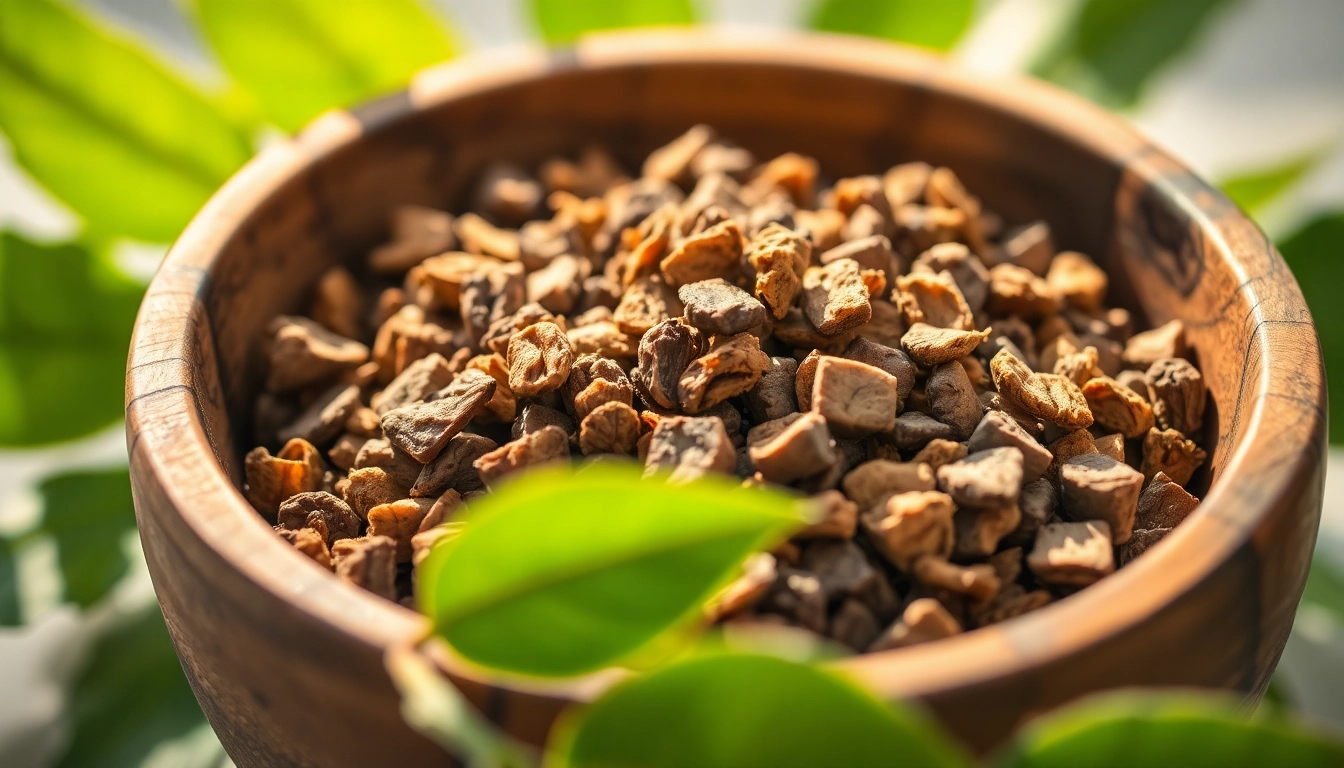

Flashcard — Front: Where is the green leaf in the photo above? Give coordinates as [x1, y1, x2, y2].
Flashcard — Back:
[1300, 550, 1344, 621]
[418, 462, 808, 677]
[1221, 154, 1319, 216]
[37, 468, 137, 609]
[0, 535, 18, 627]
[995, 691, 1344, 768]
[530, 0, 696, 46]
[192, 0, 457, 133]
[1276, 212, 1344, 444]
[553, 652, 968, 768]
[0, 0, 252, 243]
[809, 0, 977, 52]
[55, 604, 221, 768]
[0, 233, 144, 446]
[1031, 0, 1234, 109]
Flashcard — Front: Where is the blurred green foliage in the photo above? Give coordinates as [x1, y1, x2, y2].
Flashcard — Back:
[531, 0, 695, 45]
[1221, 154, 1321, 216]
[191, 0, 456, 133]
[0, 0, 252, 242]
[0, 537, 17, 627]
[810, 0, 976, 51]
[418, 463, 806, 677]
[1277, 212, 1343, 444]
[0, 234, 143, 446]
[555, 653, 968, 768]
[37, 469, 137, 609]
[1033, 0, 1234, 109]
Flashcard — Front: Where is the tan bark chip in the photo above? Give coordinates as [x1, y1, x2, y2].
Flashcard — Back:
[802, 258, 874, 335]
[990, 349, 1094, 430]
[809, 357, 899, 438]
[901, 323, 990, 366]
[748, 411, 839, 484]
[1059, 453, 1144, 544]
[1028, 521, 1114, 587]
[381, 369, 497, 463]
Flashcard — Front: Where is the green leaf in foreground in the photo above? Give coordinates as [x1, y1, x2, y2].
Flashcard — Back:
[530, 0, 695, 46]
[553, 653, 968, 768]
[0, 234, 144, 446]
[809, 0, 976, 52]
[1031, 0, 1233, 109]
[1277, 212, 1344, 444]
[37, 468, 137, 609]
[995, 691, 1344, 768]
[1221, 153, 1320, 216]
[192, 0, 457, 134]
[418, 462, 808, 677]
[0, 0, 252, 242]
[55, 604, 220, 768]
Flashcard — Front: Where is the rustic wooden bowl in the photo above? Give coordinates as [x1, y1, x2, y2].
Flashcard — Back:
[126, 30, 1327, 767]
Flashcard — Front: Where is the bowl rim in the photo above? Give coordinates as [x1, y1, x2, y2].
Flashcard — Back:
[126, 28, 1326, 704]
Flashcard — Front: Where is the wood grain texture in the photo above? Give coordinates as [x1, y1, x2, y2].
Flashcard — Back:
[125, 30, 1326, 765]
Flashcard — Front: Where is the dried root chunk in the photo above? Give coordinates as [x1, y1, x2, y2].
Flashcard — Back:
[644, 124, 715, 183]
[579, 401, 641, 455]
[343, 466, 410, 521]
[800, 539, 879, 602]
[747, 412, 838, 484]
[987, 264, 1058, 320]
[953, 505, 1022, 560]
[894, 271, 974, 331]
[1135, 471, 1200, 530]
[810, 357, 899, 438]
[1045, 429, 1100, 480]
[830, 599, 881, 651]
[331, 535, 398, 600]
[1147, 358, 1206, 435]
[526, 255, 588, 314]
[901, 323, 990, 366]
[705, 552, 777, 621]
[353, 438, 423, 491]
[381, 369, 496, 462]
[267, 316, 369, 392]
[990, 349, 1093, 430]
[1118, 527, 1170, 566]
[633, 318, 705, 411]
[277, 491, 360, 547]
[661, 219, 745, 287]
[970, 584, 1052, 628]
[369, 205, 455, 274]
[506, 321, 574, 397]
[966, 411, 1052, 483]
[999, 221, 1054, 276]
[1059, 453, 1143, 544]
[278, 384, 362, 446]
[465, 354, 517, 424]
[843, 338, 916, 404]
[644, 416, 737, 484]
[677, 332, 771, 414]
[567, 321, 636, 361]
[858, 299, 907, 349]
[801, 259, 874, 335]
[795, 490, 858, 539]
[473, 425, 570, 487]
[937, 447, 1024, 509]
[367, 497, 435, 562]
[772, 307, 857, 352]
[329, 434, 369, 472]
[455, 212, 520, 261]
[564, 355, 634, 421]
[310, 266, 364, 340]
[1053, 345, 1101, 387]
[842, 460, 936, 511]
[1141, 427, 1207, 485]
[1046, 251, 1108, 311]
[910, 242, 990, 314]
[911, 439, 967, 471]
[1028, 521, 1114, 587]
[276, 526, 332, 570]
[891, 412, 958, 451]
[678, 278, 768, 336]
[1082, 376, 1154, 438]
[373, 353, 454, 415]
[821, 235, 899, 279]
[758, 567, 827, 633]
[412, 433, 498, 497]
[926, 361, 982, 441]
[869, 598, 962, 651]
[912, 556, 1000, 603]
[861, 491, 955, 571]
[746, 356, 800, 422]
[1122, 319, 1187, 369]
[746, 223, 811, 319]
[1093, 433, 1125, 462]
[614, 274, 684, 336]
[244, 438, 325, 517]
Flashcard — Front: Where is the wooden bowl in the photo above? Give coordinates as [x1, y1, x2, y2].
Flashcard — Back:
[126, 30, 1327, 767]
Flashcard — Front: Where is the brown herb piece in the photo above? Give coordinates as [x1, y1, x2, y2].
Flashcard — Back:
[809, 357, 899, 438]
[1141, 427, 1207, 485]
[677, 332, 771, 414]
[381, 369, 496, 462]
[862, 491, 955, 571]
[1135, 471, 1201, 530]
[412, 433, 498, 497]
[966, 410, 1052, 483]
[276, 491, 360, 547]
[579, 401, 641, 455]
[367, 497, 436, 562]
[267, 316, 369, 392]
[927, 361, 982, 441]
[1147, 358, 1206, 435]
[473, 425, 570, 487]
[990, 349, 1093, 429]
[1122, 319, 1186, 368]
[678, 278, 768, 336]
[1082, 376, 1155, 438]
[801, 259, 874, 335]
[644, 416, 737, 484]
[278, 384, 362, 446]
[894, 271, 974, 331]
[746, 223, 811, 319]
[748, 412, 838, 484]
[331, 535, 398, 600]
[1059, 453, 1144, 544]
[901, 323, 990, 366]
[1046, 251, 1108, 311]
[1028, 521, 1114, 587]
[614, 274, 684, 336]
[661, 219, 745, 287]
[244, 438, 325, 517]
[869, 598, 962, 651]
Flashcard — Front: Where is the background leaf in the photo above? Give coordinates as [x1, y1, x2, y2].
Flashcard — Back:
[1276, 212, 1343, 444]
[0, 536, 18, 627]
[37, 469, 137, 609]
[0, 233, 144, 446]
[530, 0, 695, 46]
[55, 604, 219, 768]
[0, 0, 252, 242]
[809, 0, 976, 52]
[554, 653, 968, 768]
[418, 463, 807, 677]
[995, 691, 1344, 767]
[1221, 154, 1319, 215]
[192, 0, 456, 134]
[1031, 0, 1234, 109]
